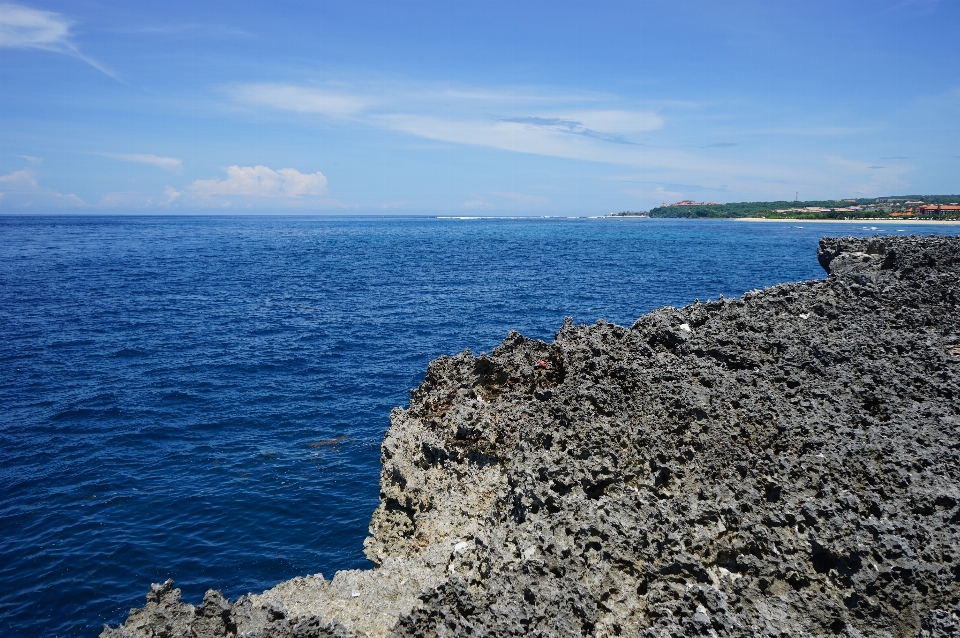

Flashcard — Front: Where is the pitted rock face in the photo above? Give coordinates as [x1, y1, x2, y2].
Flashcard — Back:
[104, 235, 960, 638]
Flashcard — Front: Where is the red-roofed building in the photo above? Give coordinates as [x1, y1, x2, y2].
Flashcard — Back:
[917, 204, 960, 216]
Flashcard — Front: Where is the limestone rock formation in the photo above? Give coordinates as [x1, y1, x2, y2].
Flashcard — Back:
[103, 235, 960, 638]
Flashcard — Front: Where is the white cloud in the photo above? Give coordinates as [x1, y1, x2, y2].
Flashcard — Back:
[0, 3, 69, 48]
[100, 153, 183, 172]
[0, 168, 85, 207]
[161, 185, 181, 204]
[0, 167, 38, 189]
[190, 165, 328, 198]
[16, 154, 42, 164]
[0, 3, 116, 78]
[229, 84, 366, 118]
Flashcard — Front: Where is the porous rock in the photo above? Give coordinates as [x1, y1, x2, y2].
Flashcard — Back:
[103, 235, 960, 637]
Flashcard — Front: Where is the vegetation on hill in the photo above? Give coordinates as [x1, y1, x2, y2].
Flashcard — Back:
[609, 195, 960, 220]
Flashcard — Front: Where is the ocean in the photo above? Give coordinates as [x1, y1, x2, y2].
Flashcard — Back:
[2, 215, 957, 636]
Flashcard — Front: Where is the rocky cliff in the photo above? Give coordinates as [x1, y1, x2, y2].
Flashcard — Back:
[103, 235, 960, 638]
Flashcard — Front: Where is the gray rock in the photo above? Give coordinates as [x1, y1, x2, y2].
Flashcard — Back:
[104, 235, 960, 638]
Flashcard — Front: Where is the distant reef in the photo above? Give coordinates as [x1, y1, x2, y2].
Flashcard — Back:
[609, 195, 960, 220]
[104, 235, 960, 637]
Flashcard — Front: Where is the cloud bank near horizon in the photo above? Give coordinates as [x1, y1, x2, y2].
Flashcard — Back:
[183, 165, 329, 203]
[0, 168, 86, 207]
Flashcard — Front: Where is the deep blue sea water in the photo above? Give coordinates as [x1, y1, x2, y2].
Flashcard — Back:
[2, 215, 958, 636]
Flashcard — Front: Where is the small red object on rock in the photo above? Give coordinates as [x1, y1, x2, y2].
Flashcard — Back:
[539, 360, 547, 368]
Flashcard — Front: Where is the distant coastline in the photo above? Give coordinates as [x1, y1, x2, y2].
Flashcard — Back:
[733, 217, 960, 225]
[606, 215, 960, 225]
[608, 195, 960, 221]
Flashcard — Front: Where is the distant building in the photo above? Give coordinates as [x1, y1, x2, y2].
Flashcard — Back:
[917, 204, 960, 216]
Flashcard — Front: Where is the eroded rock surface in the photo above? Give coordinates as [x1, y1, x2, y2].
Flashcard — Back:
[103, 235, 960, 638]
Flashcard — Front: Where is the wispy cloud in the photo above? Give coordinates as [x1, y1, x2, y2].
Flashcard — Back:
[644, 186, 686, 203]
[228, 82, 668, 165]
[0, 4, 69, 47]
[223, 80, 912, 202]
[374, 114, 656, 166]
[229, 84, 367, 118]
[461, 198, 495, 210]
[499, 111, 659, 145]
[225, 81, 846, 193]
[93, 185, 185, 208]
[16, 154, 42, 164]
[189, 165, 328, 198]
[565, 110, 663, 134]
[492, 191, 551, 206]
[823, 155, 914, 196]
[457, 191, 551, 210]
[112, 23, 249, 38]
[886, 0, 940, 15]
[100, 153, 182, 172]
[757, 126, 871, 136]
[0, 3, 117, 79]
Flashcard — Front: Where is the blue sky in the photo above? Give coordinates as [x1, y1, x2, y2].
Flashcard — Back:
[1, 0, 958, 214]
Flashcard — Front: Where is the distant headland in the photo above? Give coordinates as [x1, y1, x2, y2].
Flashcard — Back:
[609, 195, 960, 220]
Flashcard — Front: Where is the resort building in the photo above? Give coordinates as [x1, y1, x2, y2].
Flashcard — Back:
[917, 204, 960, 217]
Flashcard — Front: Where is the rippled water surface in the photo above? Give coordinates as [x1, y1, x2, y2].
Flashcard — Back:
[2, 216, 957, 636]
